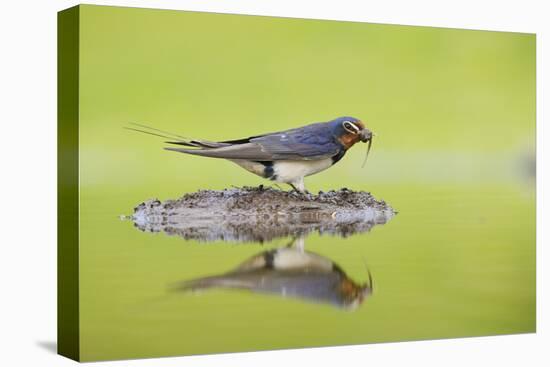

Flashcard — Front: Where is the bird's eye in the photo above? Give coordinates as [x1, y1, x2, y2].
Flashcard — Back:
[343, 121, 359, 134]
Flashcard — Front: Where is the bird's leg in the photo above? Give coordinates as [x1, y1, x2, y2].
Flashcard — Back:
[289, 178, 306, 194]
[285, 235, 306, 252]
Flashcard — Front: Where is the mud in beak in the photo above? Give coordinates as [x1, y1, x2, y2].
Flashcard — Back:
[360, 128, 373, 143]
[360, 128, 373, 168]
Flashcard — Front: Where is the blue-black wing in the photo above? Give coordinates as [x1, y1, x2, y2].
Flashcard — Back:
[165, 122, 341, 161]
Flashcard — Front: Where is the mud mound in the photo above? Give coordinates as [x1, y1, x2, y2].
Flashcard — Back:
[127, 186, 395, 243]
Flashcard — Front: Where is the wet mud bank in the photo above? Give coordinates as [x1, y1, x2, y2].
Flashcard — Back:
[128, 186, 396, 243]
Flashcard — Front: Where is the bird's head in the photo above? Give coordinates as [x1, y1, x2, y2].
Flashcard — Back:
[338, 277, 374, 310]
[329, 116, 373, 150]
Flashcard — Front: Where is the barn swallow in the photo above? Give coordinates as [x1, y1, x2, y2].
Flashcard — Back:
[128, 117, 373, 192]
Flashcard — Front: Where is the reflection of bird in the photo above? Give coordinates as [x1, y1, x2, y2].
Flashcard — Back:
[128, 117, 373, 192]
[175, 245, 373, 310]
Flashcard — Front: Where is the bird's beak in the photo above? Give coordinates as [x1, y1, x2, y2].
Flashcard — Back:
[360, 128, 373, 143]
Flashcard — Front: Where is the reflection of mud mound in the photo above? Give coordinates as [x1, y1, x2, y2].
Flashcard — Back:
[128, 186, 395, 243]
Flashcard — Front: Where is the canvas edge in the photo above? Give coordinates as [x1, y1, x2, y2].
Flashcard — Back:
[57, 4, 81, 362]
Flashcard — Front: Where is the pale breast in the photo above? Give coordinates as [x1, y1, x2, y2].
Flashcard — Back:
[272, 159, 333, 183]
[230, 158, 333, 184]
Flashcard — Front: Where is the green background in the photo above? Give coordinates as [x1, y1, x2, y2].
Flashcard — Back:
[76, 5, 535, 361]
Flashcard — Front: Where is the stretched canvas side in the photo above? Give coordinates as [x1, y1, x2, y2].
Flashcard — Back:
[57, 5, 80, 362]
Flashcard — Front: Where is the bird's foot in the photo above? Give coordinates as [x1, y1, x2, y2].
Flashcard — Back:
[288, 188, 313, 201]
[288, 183, 309, 194]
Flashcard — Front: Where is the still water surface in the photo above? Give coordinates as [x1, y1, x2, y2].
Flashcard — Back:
[78, 184, 535, 361]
